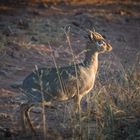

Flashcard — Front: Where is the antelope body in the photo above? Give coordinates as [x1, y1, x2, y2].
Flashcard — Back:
[18, 30, 112, 134]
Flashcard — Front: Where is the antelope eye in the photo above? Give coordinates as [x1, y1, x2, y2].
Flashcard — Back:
[96, 40, 105, 46]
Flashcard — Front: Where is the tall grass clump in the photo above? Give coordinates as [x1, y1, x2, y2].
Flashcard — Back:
[60, 28, 140, 140]
[75, 65, 140, 140]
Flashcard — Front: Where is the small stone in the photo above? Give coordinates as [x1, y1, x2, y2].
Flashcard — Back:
[31, 36, 38, 41]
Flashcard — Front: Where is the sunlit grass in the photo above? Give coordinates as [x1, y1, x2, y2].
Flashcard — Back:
[75, 67, 140, 140]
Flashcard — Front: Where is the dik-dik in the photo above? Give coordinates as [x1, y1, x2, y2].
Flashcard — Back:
[18, 30, 112, 134]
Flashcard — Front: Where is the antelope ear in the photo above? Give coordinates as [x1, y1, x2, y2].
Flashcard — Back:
[90, 32, 93, 40]
[88, 30, 94, 40]
[86, 29, 96, 40]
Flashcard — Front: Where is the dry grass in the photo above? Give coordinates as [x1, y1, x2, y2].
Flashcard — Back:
[56, 67, 140, 140]
[84, 67, 140, 140]
[34, 30, 140, 140]
[60, 62, 139, 140]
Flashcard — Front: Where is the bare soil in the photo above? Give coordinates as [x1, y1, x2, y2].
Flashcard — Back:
[0, 1, 140, 139]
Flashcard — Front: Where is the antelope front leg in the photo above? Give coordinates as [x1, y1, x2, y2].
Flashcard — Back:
[74, 95, 82, 113]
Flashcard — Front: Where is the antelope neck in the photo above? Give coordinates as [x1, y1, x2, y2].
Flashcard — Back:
[84, 50, 99, 74]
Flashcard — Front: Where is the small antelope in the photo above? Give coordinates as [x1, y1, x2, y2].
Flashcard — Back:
[18, 30, 112, 134]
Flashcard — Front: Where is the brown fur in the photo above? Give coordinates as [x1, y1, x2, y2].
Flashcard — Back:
[19, 30, 112, 134]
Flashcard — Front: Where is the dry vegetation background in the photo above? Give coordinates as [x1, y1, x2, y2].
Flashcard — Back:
[0, 0, 139, 5]
[0, 0, 140, 140]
